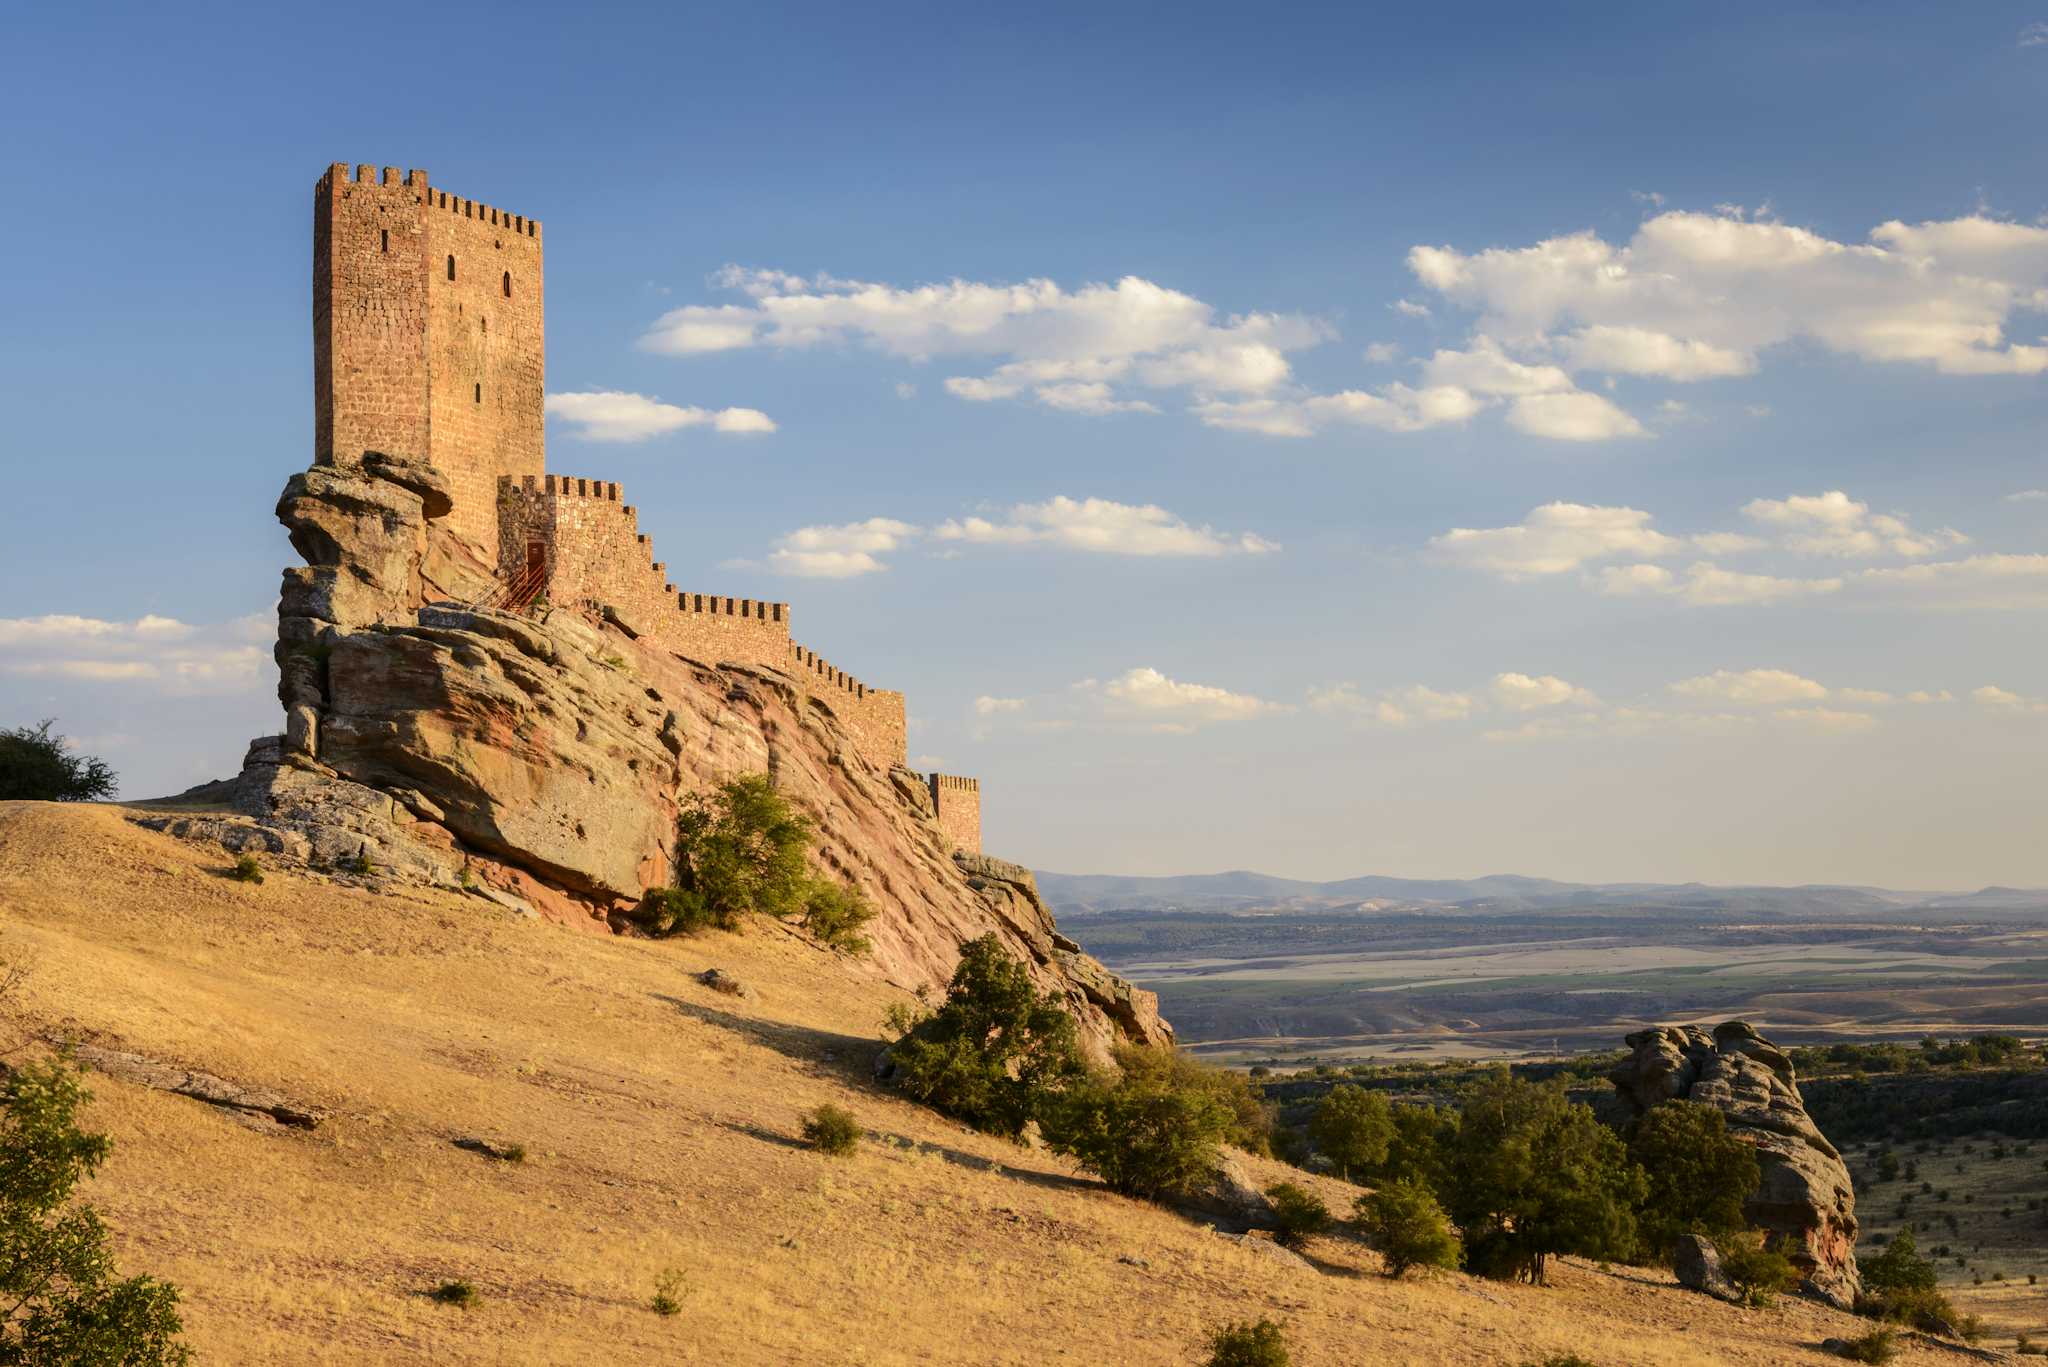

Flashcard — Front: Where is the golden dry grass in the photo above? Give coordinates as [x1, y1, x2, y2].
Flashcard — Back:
[0, 801, 1984, 1364]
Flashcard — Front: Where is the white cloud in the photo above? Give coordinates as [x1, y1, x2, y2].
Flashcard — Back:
[644, 268, 1327, 420]
[894, 381, 918, 400]
[2004, 488, 2047, 502]
[1971, 684, 2048, 712]
[973, 696, 1027, 716]
[1491, 672, 1598, 711]
[1309, 682, 1473, 726]
[1432, 503, 1681, 578]
[765, 518, 917, 578]
[1671, 668, 1828, 705]
[1391, 299, 1432, 319]
[2024, 21, 2048, 47]
[1362, 342, 1400, 364]
[1507, 390, 1648, 441]
[545, 391, 776, 442]
[1837, 688, 1895, 705]
[1409, 209, 2048, 381]
[1742, 490, 1963, 558]
[1855, 552, 2048, 609]
[1597, 561, 1844, 606]
[0, 613, 267, 695]
[1774, 707, 1879, 733]
[1098, 667, 1285, 728]
[1905, 689, 1955, 704]
[933, 496, 1275, 558]
[1192, 383, 1484, 438]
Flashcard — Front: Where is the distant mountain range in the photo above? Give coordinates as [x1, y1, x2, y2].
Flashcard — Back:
[1032, 869, 2048, 918]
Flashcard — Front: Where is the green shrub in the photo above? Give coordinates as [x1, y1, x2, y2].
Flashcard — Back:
[1264, 1183, 1332, 1247]
[650, 1267, 684, 1317]
[1716, 1230, 1798, 1306]
[671, 775, 814, 928]
[228, 853, 265, 884]
[1204, 1317, 1290, 1367]
[1444, 1072, 1645, 1284]
[1627, 1101, 1760, 1259]
[1357, 1178, 1462, 1277]
[1307, 1084, 1392, 1179]
[1829, 1327, 1899, 1364]
[347, 851, 373, 876]
[1521, 1357, 1600, 1367]
[1382, 1101, 1456, 1188]
[1041, 1045, 1241, 1200]
[802, 1103, 861, 1156]
[0, 720, 116, 802]
[883, 934, 1084, 1138]
[801, 879, 876, 954]
[426, 1279, 477, 1308]
[627, 886, 720, 937]
[1112, 1045, 1271, 1154]
[0, 1057, 190, 1362]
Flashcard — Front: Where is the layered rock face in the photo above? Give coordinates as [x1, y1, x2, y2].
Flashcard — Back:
[1609, 1021, 1859, 1307]
[165, 456, 1169, 1054]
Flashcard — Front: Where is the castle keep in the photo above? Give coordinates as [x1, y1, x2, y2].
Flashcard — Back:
[313, 163, 981, 852]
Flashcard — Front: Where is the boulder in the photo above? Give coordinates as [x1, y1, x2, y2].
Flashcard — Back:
[1176, 1152, 1273, 1232]
[697, 968, 752, 1000]
[1611, 1021, 1860, 1308]
[1672, 1233, 1743, 1304]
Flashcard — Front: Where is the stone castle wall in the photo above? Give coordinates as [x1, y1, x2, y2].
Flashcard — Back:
[929, 774, 981, 854]
[314, 164, 544, 559]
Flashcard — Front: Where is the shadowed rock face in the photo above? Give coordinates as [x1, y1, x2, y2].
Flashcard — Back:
[1609, 1021, 1860, 1308]
[181, 456, 1171, 1055]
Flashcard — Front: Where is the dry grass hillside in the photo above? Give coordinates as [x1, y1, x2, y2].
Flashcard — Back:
[0, 802, 1993, 1365]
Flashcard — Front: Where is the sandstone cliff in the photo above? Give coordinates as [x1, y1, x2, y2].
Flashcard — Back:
[150, 456, 1169, 1054]
[1609, 1020, 1860, 1307]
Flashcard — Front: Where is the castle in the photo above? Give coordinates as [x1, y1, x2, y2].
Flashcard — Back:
[312, 163, 981, 852]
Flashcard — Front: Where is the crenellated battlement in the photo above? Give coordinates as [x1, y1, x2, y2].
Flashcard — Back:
[928, 773, 982, 853]
[319, 163, 540, 239]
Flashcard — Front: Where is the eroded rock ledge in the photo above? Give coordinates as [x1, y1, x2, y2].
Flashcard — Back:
[145, 455, 1169, 1055]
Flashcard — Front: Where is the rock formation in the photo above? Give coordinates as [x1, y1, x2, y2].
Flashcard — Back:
[1609, 1020, 1859, 1307]
[146, 456, 1171, 1055]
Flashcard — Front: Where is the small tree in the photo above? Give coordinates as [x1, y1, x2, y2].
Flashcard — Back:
[632, 776, 814, 936]
[0, 721, 116, 803]
[1446, 1072, 1646, 1284]
[884, 934, 1085, 1138]
[1041, 1045, 1241, 1200]
[800, 879, 876, 955]
[1307, 1083, 1393, 1179]
[1382, 1101, 1456, 1189]
[801, 1103, 860, 1156]
[1264, 1183, 1333, 1248]
[1357, 1178, 1462, 1277]
[1628, 1101, 1761, 1259]
[1205, 1317, 1290, 1367]
[0, 1057, 190, 1363]
[1716, 1230, 1798, 1306]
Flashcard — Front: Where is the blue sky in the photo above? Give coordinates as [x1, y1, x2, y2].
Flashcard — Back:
[3, 3, 2045, 886]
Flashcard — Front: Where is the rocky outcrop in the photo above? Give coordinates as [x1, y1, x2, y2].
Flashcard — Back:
[153, 456, 1169, 1053]
[1610, 1020, 1859, 1308]
[1671, 1233, 1742, 1304]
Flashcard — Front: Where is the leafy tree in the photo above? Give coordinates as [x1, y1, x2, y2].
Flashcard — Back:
[1204, 1318, 1290, 1367]
[1716, 1230, 1798, 1306]
[631, 776, 814, 936]
[1112, 1046, 1270, 1154]
[1306, 1083, 1393, 1179]
[1041, 1045, 1240, 1200]
[0, 1057, 189, 1364]
[800, 1103, 860, 1156]
[1263, 1183, 1332, 1248]
[800, 879, 876, 954]
[883, 934, 1085, 1138]
[1445, 1072, 1647, 1284]
[0, 721, 116, 803]
[1627, 1101, 1762, 1259]
[1383, 1102, 1457, 1189]
[1356, 1178, 1462, 1278]
[1860, 1226, 1938, 1297]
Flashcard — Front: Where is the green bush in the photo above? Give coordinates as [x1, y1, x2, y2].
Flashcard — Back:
[1829, 1327, 1899, 1363]
[1205, 1317, 1290, 1367]
[801, 878, 876, 955]
[650, 1267, 684, 1317]
[1854, 1226, 1964, 1332]
[802, 1103, 861, 1156]
[1521, 1358, 1599, 1367]
[1627, 1101, 1760, 1259]
[1716, 1230, 1798, 1306]
[1307, 1083, 1392, 1179]
[626, 886, 720, 937]
[1357, 1178, 1462, 1277]
[1444, 1072, 1646, 1284]
[670, 775, 813, 927]
[0, 1057, 190, 1363]
[0, 720, 116, 802]
[1264, 1183, 1332, 1247]
[1113, 1045, 1271, 1154]
[883, 934, 1085, 1138]
[228, 853, 265, 884]
[426, 1279, 477, 1308]
[1382, 1101, 1456, 1188]
[1041, 1045, 1241, 1200]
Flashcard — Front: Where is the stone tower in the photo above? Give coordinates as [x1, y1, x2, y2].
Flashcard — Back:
[312, 164, 545, 559]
